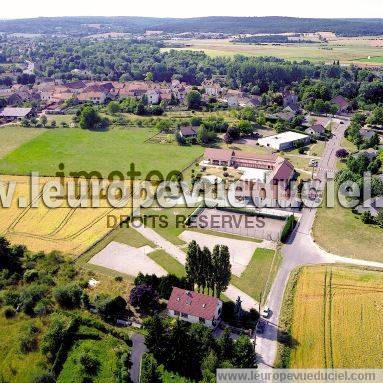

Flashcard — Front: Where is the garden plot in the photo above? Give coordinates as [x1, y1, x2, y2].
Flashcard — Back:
[88, 241, 167, 277]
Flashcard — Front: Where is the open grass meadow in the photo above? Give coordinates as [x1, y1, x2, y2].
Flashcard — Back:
[57, 332, 129, 383]
[0, 124, 47, 158]
[0, 312, 47, 383]
[313, 190, 383, 262]
[162, 37, 383, 65]
[0, 127, 203, 178]
[277, 265, 383, 368]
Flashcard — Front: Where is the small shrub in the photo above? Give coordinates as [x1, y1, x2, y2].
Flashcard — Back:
[3, 306, 16, 319]
[79, 352, 100, 375]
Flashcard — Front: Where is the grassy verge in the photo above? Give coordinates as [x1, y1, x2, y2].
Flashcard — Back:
[231, 248, 281, 302]
[148, 250, 186, 278]
[313, 190, 383, 261]
[188, 227, 262, 243]
[274, 267, 302, 368]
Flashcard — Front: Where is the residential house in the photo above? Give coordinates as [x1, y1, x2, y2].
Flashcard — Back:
[305, 124, 325, 138]
[273, 111, 296, 123]
[356, 197, 383, 217]
[354, 148, 378, 161]
[331, 96, 351, 113]
[146, 89, 160, 104]
[77, 91, 107, 104]
[283, 104, 300, 115]
[179, 126, 198, 139]
[360, 128, 376, 141]
[202, 79, 222, 97]
[167, 287, 222, 329]
[7, 92, 29, 106]
[258, 131, 310, 151]
[64, 80, 87, 92]
[282, 91, 299, 107]
[225, 89, 244, 108]
[52, 92, 75, 103]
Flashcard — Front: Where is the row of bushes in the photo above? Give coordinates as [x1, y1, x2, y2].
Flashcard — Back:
[280, 215, 296, 243]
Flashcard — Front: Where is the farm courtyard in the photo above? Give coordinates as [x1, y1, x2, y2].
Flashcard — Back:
[278, 265, 383, 368]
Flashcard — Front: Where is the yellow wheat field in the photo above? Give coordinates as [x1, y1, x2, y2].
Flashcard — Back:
[289, 265, 383, 368]
[0, 175, 134, 256]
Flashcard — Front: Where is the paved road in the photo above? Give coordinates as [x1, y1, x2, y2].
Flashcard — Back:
[255, 118, 383, 368]
[130, 333, 147, 383]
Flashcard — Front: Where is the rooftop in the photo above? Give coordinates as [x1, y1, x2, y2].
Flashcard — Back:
[258, 131, 309, 145]
[0, 107, 32, 118]
[167, 287, 220, 321]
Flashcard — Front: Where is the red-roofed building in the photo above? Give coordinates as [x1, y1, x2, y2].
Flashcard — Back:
[167, 287, 222, 328]
[331, 96, 351, 113]
[203, 148, 296, 207]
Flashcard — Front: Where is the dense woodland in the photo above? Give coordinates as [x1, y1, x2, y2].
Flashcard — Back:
[1, 16, 383, 36]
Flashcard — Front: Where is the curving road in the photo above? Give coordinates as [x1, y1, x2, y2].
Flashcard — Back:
[255, 118, 383, 368]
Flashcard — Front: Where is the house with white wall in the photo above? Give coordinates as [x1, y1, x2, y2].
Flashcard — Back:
[167, 287, 222, 328]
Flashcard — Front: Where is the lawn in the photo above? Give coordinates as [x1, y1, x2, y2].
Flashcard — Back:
[0, 312, 47, 383]
[148, 250, 186, 278]
[355, 56, 383, 64]
[277, 265, 383, 368]
[309, 141, 326, 157]
[231, 248, 281, 303]
[0, 124, 47, 158]
[57, 333, 129, 383]
[0, 127, 203, 178]
[313, 191, 383, 261]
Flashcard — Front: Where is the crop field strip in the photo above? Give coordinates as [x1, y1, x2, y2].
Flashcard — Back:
[285, 265, 383, 368]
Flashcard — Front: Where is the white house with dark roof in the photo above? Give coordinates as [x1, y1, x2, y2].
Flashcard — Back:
[305, 124, 325, 137]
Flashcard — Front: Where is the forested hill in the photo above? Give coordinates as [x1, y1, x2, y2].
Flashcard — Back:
[1, 16, 383, 36]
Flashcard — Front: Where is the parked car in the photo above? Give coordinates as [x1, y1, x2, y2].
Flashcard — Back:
[262, 306, 270, 318]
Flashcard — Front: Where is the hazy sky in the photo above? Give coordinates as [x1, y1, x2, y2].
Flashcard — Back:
[1, 0, 382, 19]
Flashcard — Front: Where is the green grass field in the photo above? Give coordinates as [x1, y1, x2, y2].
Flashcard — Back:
[0, 127, 203, 178]
[313, 191, 383, 261]
[57, 334, 129, 383]
[149, 250, 186, 277]
[0, 125, 47, 158]
[355, 56, 383, 64]
[231, 248, 281, 303]
[277, 265, 383, 368]
[0, 312, 47, 383]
